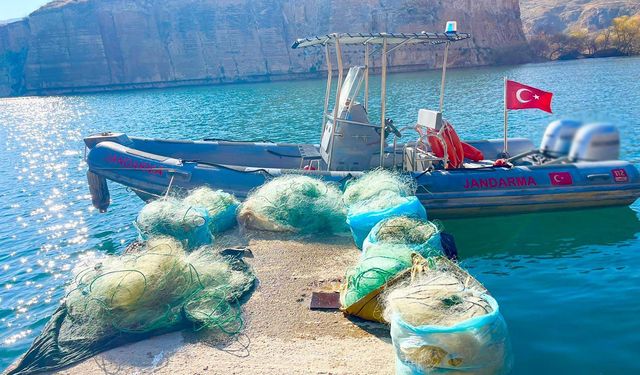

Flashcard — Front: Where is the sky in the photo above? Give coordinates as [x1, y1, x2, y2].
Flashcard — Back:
[0, 0, 51, 21]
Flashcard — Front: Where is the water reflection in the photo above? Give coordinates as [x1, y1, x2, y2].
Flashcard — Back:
[443, 207, 640, 259]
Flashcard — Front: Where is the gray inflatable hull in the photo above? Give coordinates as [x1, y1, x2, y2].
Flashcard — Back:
[84, 133, 640, 218]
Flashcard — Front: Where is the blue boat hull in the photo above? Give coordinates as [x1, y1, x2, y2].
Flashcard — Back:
[84, 133, 640, 218]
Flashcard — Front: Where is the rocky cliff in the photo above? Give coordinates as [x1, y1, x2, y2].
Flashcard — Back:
[520, 0, 640, 36]
[0, 0, 528, 97]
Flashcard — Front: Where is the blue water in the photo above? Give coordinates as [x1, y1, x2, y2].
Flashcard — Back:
[1, 57, 640, 373]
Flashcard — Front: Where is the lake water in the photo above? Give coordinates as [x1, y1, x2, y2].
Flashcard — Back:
[1, 57, 640, 373]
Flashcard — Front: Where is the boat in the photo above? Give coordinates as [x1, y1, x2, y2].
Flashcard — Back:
[84, 25, 640, 218]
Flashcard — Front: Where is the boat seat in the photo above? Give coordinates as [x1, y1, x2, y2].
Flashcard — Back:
[298, 144, 322, 169]
[299, 144, 322, 159]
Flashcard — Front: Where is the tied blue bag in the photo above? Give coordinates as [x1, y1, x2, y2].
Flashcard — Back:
[346, 196, 427, 249]
[390, 294, 513, 375]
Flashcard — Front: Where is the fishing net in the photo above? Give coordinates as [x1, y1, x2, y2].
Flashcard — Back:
[384, 257, 512, 375]
[340, 243, 415, 308]
[135, 198, 213, 249]
[238, 175, 347, 233]
[7, 237, 255, 375]
[346, 194, 427, 248]
[183, 187, 240, 234]
[383, 262, 489, 327]
[363, 217, 443, 255]
[342, 169, 416, 206]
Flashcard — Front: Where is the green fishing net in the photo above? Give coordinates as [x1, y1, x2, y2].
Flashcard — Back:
[135, 198, 213, 249]
[341, 243, 415, 308]
[342, 169, 416, 206]
[66, 237, 253, 333]
[375, 217, 437, 244]
[183, 187, 240, 233]
[238, 175, 347, 233]
[347, 191, 416, 216]
[7, 237, 255, 375]
[382, 256, 489, 327]
[363, 216, 443, 256]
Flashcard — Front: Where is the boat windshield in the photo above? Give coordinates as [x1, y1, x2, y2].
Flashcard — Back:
[337, 66, 365, 115]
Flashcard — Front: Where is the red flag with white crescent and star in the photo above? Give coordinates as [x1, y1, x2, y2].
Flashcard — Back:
[506, 80, 553, 113]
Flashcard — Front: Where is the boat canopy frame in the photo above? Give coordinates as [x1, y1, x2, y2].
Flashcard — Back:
[291, 30, 471, 168]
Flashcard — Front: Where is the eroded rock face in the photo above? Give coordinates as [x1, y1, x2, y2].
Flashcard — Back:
[520, 0, 640, 36]
[0, 19, 30, 97]
[0, 0, 528, 97]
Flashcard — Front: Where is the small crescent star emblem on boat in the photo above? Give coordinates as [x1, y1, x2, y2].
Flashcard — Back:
[516, 88, 532, 103]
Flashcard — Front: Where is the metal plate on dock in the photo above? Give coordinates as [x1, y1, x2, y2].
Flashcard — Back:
[310, 292, 341, 310]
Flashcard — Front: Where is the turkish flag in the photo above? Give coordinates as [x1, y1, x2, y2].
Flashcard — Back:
[506, 80, 553, 113]
[549, 172, 573, 186]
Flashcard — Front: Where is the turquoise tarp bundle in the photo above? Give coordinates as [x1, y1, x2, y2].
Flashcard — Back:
[384, 260, 513, 375]
[346, 195, 427, 249]
[389, 294, 513, 375]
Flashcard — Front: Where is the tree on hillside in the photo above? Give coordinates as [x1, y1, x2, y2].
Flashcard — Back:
[529, 13, 640, 60]
[529, 33, 572, 60]
[595, 27, 613, 51]
[566, 28, 589, 53]
[610, 15, 640, 55]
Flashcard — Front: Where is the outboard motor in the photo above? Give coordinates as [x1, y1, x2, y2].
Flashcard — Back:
[540, 120, 582, 157]
[569, 123, 620, 162]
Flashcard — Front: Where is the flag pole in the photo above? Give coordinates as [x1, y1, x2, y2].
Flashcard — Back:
[503, 76, 509, 157]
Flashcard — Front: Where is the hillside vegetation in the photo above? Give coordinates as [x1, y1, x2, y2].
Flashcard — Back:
[520, 0, 640, 35]
[520, 1, 640, 60]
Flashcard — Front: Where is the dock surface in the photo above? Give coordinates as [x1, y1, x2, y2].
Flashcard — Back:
[58, 234, 395, 374]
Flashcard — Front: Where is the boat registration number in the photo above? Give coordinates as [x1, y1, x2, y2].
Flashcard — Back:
[611, 169, 629, 183]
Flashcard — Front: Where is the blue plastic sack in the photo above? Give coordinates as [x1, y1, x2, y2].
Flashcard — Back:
[182, 187, 240, 233]
[209, 202, 239, 233]
[346, 196, 427, 249]
[390, 294, 513, 375]
[362, 217, 442, 257]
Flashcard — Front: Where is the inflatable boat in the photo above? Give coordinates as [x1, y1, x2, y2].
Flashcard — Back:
[84, 30, 640, 218]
